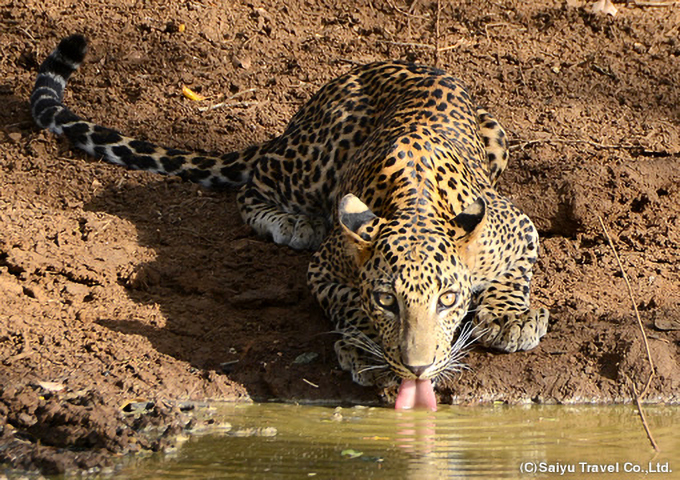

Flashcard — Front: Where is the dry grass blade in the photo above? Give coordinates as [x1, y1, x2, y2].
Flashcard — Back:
[511, 138, 636, 151]
[631, 380, 660, 451]
[376, 39, 435, 49]
[302, 378, 319, 388]
[511, 137, 673, 157]
[631, 0, 680, 6]
[598, 216, 659, 452]
[198, 100, 258, 113]
[434, 0, 441, 68]
[197, 88, 258, 112]
[385, 0, 430, 18]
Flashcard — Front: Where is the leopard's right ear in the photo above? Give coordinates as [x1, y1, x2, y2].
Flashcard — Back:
[451, 197, 486, 243]
[338, 194, 384, 262]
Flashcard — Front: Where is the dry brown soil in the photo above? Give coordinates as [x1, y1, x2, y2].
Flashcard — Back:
[1, 0, 679, 474]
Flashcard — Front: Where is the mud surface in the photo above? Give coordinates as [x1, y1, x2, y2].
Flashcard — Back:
[1, 0, 679, 474]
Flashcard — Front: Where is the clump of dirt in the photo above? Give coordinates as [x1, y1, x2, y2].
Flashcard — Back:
[1, 0, 679, 474]
[0, 384, 192, 474]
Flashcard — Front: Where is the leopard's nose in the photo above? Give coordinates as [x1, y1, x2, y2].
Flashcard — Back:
[404, 363, 432, 378]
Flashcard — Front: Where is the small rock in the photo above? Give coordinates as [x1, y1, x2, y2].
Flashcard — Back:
[16, 412, 37, 428]
[36, 381, 66, 392]
[654, 317, 680, 331]
[592, 0, 617, 16]
[0, 276, 24, 296]
[633, 42, 646, 54]
[126, 49, 148, 65]
[232, 55, 251, 70]
[63, 282, 90, 297]
[121, 400, 155, 414]
[293, 352, 319, 364]
[22, 285, 47, 302]
[230, 426, 277, 437]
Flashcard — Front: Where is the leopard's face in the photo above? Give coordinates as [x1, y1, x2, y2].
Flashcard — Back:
[356, 226, 475, 382]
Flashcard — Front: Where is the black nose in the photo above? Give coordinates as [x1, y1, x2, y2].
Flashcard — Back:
[404, 363, 432, 378]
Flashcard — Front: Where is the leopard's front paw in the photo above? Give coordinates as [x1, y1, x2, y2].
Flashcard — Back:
[475, 307, 549, 353]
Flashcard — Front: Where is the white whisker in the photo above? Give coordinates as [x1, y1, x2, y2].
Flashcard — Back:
[357, 364, 389, 375]
[375, 369, 397, 385]
[433, 320, 484, 384]
[343, 336, 383, 359]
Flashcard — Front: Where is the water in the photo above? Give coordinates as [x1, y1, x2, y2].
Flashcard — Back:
[117, 403, 679, 479]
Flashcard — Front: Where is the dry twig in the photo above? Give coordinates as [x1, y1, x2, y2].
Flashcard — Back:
[512, 137, 674, 157]
[198, 100, 258, 113]
[511, 137, 635, 151]
[434, 0, 441, 68]
[598, 216, 659, 452]
[630, 0, 680, 6]
[385, 0, 430, 18]
[302, 378, 319, 388]
[197, 88, 257, 112]
[380, 0, 469, 60]
[376, 39, 435, 50]
[631, 379, 660, 451]
[437, 38, 469, 52]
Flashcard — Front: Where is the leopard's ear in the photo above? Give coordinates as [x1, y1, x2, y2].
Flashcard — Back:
[338, 194, 384, 259]
[451, 197, 486, 243]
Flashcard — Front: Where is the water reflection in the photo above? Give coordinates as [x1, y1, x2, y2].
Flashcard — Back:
[395, 412, 439, 479]
[116, 404, 680, 479]
[396, 411, 436, 453]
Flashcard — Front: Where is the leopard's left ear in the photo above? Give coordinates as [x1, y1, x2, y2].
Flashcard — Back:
[451, 197, 486, 243]
[338, 194, 384, 261]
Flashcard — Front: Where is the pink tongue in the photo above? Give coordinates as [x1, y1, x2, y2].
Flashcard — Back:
[394, 379, 437, 411]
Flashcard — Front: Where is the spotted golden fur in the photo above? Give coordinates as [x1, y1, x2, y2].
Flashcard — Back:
[32, 35, 548, 392]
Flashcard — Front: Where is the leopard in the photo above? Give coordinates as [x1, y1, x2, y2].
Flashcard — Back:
[31, 34, 549, 409]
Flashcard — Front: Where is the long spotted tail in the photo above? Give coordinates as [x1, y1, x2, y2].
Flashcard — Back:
[30, 34, 259, 188]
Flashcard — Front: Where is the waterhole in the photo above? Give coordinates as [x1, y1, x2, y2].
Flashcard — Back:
[117, 403, 679, 479]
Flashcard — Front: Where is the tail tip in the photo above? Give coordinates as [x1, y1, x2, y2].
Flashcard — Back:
[57, 34, 88, 65]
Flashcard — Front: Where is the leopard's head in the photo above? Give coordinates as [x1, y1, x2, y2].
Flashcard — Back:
[338, 193, 486, 385]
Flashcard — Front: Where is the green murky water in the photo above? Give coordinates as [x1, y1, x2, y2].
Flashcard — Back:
[116, 403, 679, 479]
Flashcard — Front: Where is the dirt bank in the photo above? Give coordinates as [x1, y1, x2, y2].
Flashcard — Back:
[1, 0, 679, 474]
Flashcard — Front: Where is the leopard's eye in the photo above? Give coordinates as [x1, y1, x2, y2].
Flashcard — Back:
[373, 292, 398, 313]
[438, 291, 459, 310]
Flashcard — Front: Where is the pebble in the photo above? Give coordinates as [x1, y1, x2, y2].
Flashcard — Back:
[230, 426, 277, 437]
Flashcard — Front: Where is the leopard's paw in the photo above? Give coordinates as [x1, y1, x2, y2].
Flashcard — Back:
[475, 307, 549, 353]
[270, 214, 326, 250]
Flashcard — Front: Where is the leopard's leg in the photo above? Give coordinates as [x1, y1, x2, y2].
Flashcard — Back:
[237, 187, 327, 250]
[471, 214, 549, 353]
[472, 265, 549, 353]
[476, 107, 508, 187]
[236, 163, 328, 250]
[473, 279, 549, 353]
[307, 235, 393, 387]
